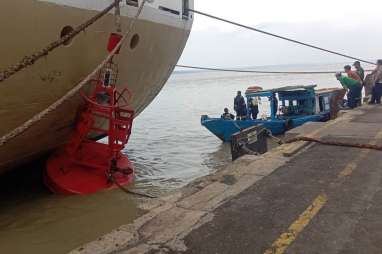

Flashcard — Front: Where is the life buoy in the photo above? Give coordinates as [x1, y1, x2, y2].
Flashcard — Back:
[246, 86, 263, 94]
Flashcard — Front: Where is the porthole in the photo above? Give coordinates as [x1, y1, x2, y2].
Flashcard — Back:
[60, 26, 74, 46]
[130, 34, 140, 50]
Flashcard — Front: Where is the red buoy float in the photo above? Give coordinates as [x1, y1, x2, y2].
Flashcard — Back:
[245, 86, 263, 94]
[45, 59, 135, 195]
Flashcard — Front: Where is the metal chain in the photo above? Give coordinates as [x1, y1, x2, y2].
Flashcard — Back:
[0, 0, 147, 147]
[0, 0, 123, 83]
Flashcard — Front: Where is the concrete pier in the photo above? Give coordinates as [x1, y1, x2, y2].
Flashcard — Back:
[70, 105, 382, 254]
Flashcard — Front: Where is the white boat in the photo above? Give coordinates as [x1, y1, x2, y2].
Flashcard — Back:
[0, 0, 194, 172]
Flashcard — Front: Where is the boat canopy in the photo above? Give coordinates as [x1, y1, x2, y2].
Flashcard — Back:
[245, 85, 318, 119]
[245, 85, 317, 98]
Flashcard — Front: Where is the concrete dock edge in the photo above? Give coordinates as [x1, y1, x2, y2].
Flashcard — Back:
[68, 105, 379, 254]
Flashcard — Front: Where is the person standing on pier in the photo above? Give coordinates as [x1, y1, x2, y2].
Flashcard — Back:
[234, 91, 247, 120]
[353, 61, 365, 81]
[336, 72, 362, 108]
[344, 65, 362, 82]
[369, 59, 382, 104]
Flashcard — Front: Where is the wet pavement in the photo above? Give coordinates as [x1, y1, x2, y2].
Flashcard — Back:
[181, 106, 382, 254]
[74, 105, 382, 254]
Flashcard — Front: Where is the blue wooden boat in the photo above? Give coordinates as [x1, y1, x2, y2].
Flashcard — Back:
[201, 85, 342, 142]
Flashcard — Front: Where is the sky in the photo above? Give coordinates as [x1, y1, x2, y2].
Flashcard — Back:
[179, 0, 382, 68]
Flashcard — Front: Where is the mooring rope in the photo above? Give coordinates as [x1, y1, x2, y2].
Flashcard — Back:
[0, 0, 147, 147]
[266, 131, 382, 151]
[176, 65, 373, 75]
[0, 0, 122, 83]
[284, 136, 382, 151]
[188, 9, 376, 66]
[108, 173, 157, 199]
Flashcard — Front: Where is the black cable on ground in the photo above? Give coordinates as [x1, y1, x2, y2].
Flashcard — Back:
[188, 9, 376, 66]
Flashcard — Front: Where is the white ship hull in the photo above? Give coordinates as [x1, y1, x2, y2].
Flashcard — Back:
[0, 0, 193, 172]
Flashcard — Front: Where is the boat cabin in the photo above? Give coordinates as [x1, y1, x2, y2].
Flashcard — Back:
[245, 85, 319, 120]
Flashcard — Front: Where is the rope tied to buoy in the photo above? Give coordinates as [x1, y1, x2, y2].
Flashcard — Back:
[0, 0, 147, 147]
[108, 173, 158, 199]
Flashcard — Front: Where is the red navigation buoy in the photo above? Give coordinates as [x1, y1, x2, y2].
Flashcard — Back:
[45, 61, 135, 195]
[45, 143, 134, 195]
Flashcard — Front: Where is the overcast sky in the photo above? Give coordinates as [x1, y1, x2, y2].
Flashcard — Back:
[179, 0, 382, 68]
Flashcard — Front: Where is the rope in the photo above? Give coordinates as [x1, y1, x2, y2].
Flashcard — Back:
[266, 131, 382, 151]
[188, 9, 376, 66]
[284, 136, 382, 151]
[176, 65, 373, 75]
[0, 0, 147, 147]
[0, 0, 122, 83]
[108, 173, 157, 199]
[114, 0, 122, 32]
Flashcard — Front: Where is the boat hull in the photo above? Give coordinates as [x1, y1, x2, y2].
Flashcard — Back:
[201, 115, 323, 142]
[0, 0, 193, 173]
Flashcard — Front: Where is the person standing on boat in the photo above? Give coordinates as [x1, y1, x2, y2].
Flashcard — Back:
[369, 59, 382, 104]
[353, 61, 365, 81]
[335, 72, 362, 108]
[221, 108, 235, 120]
[248, 97, 259, 120]
[234, 91, 247, 120]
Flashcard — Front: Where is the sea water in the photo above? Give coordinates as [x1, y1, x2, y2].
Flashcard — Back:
[0, 63, 369, 254]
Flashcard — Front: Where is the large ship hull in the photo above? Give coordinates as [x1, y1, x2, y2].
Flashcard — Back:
[0, 0, 193, 172]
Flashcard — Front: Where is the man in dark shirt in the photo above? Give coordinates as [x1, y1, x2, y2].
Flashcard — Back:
[234, 91, 247, 120]
[221, 108, 235, 120]
[370, 59, 382, 104]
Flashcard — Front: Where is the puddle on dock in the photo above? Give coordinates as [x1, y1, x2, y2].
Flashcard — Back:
[0, 63, 350, 253]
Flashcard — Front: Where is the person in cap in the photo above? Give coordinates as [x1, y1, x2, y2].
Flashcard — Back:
[353, 61, 365, 81]
[370, 59, 382, 104]
[335, 72, 362, 108]
[221, 108, 235, 120]
[234, 91, 247, 120]
[344, 65, 362, 82]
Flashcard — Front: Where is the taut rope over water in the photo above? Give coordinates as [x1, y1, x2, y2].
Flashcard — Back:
[187, 9, 376, 66]
[176, 65, 373, 75]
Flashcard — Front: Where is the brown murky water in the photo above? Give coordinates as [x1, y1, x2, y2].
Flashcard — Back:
[0, 63, 364, 254]
[0, 159, 142, 254]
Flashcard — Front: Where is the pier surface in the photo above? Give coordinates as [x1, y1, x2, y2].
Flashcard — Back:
[71, 105, 382, 254]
